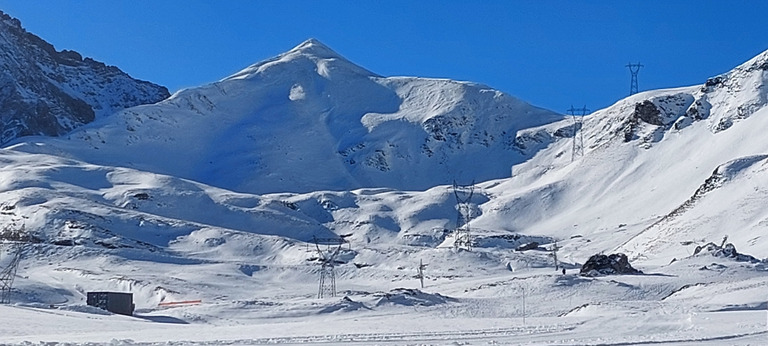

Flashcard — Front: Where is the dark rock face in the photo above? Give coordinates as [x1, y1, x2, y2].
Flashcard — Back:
[633, 101, 663, 126]
[0, 11, 169, 145]
[580, 253, 642, 276]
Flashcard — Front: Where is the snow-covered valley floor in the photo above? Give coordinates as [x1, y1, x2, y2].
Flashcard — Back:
[2, 243, 767, 345]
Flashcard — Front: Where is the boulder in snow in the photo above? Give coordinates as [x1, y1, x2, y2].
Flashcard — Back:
[580, 253, 642, 276]
[693, 242, 762, 263]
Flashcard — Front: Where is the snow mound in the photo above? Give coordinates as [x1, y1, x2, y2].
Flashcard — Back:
[373, 288, 456, 307]
[318, 296, 371, 313]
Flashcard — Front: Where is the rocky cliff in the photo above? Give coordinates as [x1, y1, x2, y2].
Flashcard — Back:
[0, 10, 169, 145]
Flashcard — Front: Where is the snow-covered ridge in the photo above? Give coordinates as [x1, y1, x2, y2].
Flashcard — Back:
[579, 48, 768, 154]
[8, 38, 565, 194]
[224, 38, 378, 81]
[0, 10, 169, 146]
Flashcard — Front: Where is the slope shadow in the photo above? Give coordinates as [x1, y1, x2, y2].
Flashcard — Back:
[714, 302, 768, 312]
[640, 272, 677, 277]
[134, 314, 189, 324]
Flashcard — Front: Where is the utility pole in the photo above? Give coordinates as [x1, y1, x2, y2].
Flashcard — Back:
[417, 259, 428, 289]
[551, 242, 560, 271]
[567, 106, 589, 161]
[521, 285, 526, 326]
[626, 62, 643, 95]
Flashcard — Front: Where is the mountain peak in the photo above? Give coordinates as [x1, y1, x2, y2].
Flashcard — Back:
[287, 38, 340, 59]
[224, 38, 377, 81]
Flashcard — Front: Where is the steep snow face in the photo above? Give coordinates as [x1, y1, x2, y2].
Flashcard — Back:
[615, 154, 768, 261]
[702, 49, 768, 132]
[470, 48, 768, 264]
[0, 11, 169, 146]
[8, 39, 563, 194]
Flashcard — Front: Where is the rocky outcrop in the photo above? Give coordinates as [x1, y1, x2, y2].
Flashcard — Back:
[622, 94, 695, 143]
[0, 10, 169, 145]
[693, 242, 763, 263]
[580, 253, 642, 276]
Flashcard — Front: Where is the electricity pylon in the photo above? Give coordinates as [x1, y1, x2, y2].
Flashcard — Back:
[453, 181, 475, 251]
[567, 105, 589, 161]
[626, 62, 643, 95]
[0, 242, 23, 304]
[314, 238, 342, 299]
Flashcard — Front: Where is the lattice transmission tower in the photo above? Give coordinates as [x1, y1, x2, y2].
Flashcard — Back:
[0, 242, 23, 304]
[567, 105, 590, 161]
[313, 237, 342, 299]
[453, 180, 475, 251]
[626, 62, 643, 95]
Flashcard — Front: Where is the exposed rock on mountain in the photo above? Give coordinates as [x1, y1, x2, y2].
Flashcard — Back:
[580, 253, 642, 276]
[585, 49, 768, 151]
[0, 10, 169, 145]
[693, 242, 763, 263]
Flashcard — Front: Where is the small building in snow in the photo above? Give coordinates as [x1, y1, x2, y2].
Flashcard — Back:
[86, 291, 134, 316]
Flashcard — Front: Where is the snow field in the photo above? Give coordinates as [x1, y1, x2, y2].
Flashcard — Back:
[2, 40, 768, 344]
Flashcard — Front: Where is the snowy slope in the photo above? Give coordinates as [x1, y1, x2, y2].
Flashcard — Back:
[468, 48, 768, 266]
[0, 11, 169, 146]
[1, 37, 768, 344]
[8, 39, 564, 194]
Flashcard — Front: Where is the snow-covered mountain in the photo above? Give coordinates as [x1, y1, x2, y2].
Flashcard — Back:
[2, 32, 768, 344]
[475, 48, 768, 264]
[0, 11, 169, 146]
[9, 39, 564, 194]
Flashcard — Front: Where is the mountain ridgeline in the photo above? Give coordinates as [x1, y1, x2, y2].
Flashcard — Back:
[8, 38, 565, 194]
[0, 10, 169, 146]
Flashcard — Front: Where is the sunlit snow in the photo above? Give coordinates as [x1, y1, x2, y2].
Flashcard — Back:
[1, 39, 768, 345]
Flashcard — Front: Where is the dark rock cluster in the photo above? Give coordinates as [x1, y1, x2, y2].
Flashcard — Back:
[580, 253, 642, 277]
[693, 242, 762, 263]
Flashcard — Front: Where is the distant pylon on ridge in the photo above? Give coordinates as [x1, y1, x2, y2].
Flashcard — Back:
[626, 62, 643, 95]
[567, 105, 589, 162]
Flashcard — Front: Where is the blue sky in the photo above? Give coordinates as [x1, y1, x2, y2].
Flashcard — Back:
[2, 1, 767, 113]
